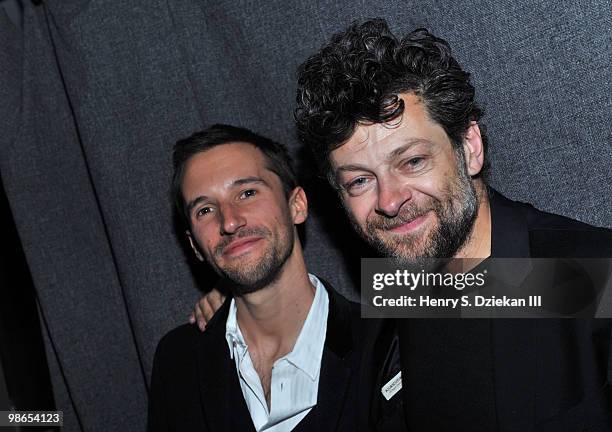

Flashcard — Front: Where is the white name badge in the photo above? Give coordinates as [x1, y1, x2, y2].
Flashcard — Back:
[381, 371, 402, 401]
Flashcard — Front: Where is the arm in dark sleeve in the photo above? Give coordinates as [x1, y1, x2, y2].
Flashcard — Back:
[148, 339, 169, 432]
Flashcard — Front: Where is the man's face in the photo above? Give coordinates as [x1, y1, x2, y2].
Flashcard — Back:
[181, 142, 303, 295]
[330, 93, 479, 265]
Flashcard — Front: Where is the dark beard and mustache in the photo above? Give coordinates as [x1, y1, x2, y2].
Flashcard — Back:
[348, 152, 479, 269]
[208, 224, 294, 297]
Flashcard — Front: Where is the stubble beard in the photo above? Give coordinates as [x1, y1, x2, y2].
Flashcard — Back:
[350, 153, 479, 268]
[210, 223, 295, 297]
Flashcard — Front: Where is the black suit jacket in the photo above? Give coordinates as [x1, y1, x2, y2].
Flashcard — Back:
[148, 281, 363, 432]
[362, 189, 612, 432]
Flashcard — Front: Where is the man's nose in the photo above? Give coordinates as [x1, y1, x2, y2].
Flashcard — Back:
[219, 204, 246, 235]
[375, 177, 412, 217]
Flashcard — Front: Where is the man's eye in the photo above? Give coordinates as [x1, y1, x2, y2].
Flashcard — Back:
[403, 157, 425, 169]
[344, 177, 370, 192]
[240, 189, 257, 199]
[196, 207, 212, 217]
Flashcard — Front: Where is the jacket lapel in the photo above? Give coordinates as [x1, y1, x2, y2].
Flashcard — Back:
[294, 349, 353, 431]
[357, 317, 387, 431]
[295, 281, 355, 431]
[488, 188, 531, 258]
[488, 188, 538, 429]
[195, 298, 254, 432]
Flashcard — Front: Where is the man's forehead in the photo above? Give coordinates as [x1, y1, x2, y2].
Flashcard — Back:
[192, 142, 265, 169]
[345, 121, 411, 152]
[330, 95, 449, 166]
[182, 144, 268, 190]
[331, 124, 427, 167]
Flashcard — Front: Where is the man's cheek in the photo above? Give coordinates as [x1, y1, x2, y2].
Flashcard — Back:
[342, 196, 367, 222]
[347, 211, 367, 233]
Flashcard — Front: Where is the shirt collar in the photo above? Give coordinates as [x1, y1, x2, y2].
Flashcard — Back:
[225, 298, 246, 360]
[284, 273, 328, 380]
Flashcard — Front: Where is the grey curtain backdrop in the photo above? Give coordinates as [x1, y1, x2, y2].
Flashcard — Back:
[0, 0, 610, 430]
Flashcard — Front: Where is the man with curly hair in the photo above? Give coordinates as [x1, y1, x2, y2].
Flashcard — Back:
[293, 18, 612, 432]
[190, 19, 612, 431]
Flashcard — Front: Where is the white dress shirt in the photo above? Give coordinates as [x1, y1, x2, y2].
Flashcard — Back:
[225, 274, 329, 432]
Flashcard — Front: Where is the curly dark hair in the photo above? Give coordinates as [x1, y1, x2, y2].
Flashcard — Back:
[295, 18, 487, 185]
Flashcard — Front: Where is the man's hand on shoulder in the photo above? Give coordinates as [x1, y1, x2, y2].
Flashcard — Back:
[188, 288, 226, 331]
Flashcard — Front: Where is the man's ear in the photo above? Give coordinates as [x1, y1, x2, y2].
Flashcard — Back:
[186, 230, 204, 261]
[289, 187, 308, 225]
[462, 122, 485, 176]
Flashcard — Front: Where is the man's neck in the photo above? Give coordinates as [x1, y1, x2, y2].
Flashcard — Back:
[234, 244, 315, 362]
[232, 243, 315, 410]
[455, 180, 492, 261]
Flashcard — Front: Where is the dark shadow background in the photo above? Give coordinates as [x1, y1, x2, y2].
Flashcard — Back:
[0, 1, 59, 431]
[0, 1, 610, 431]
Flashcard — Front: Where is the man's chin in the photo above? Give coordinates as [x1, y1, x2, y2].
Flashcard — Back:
[370, 236, 445, 267]
[385, 245, 428, 263]
[375, 229, 431, 255]
[388, 253, 450, 272]
[218, 265, 262, 286]
[219, 274, 267, 296]
[215, 249, 263, 272]
[217, 262, 284, 297]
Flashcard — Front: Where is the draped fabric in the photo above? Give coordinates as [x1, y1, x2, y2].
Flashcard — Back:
[0, 1, 610, 430]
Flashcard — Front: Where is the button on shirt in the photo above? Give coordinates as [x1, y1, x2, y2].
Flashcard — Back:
[225, 274, 329, 432]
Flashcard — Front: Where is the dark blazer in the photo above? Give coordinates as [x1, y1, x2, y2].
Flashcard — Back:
[362, 189, 612, 432]
[148, 281, 363, 432]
